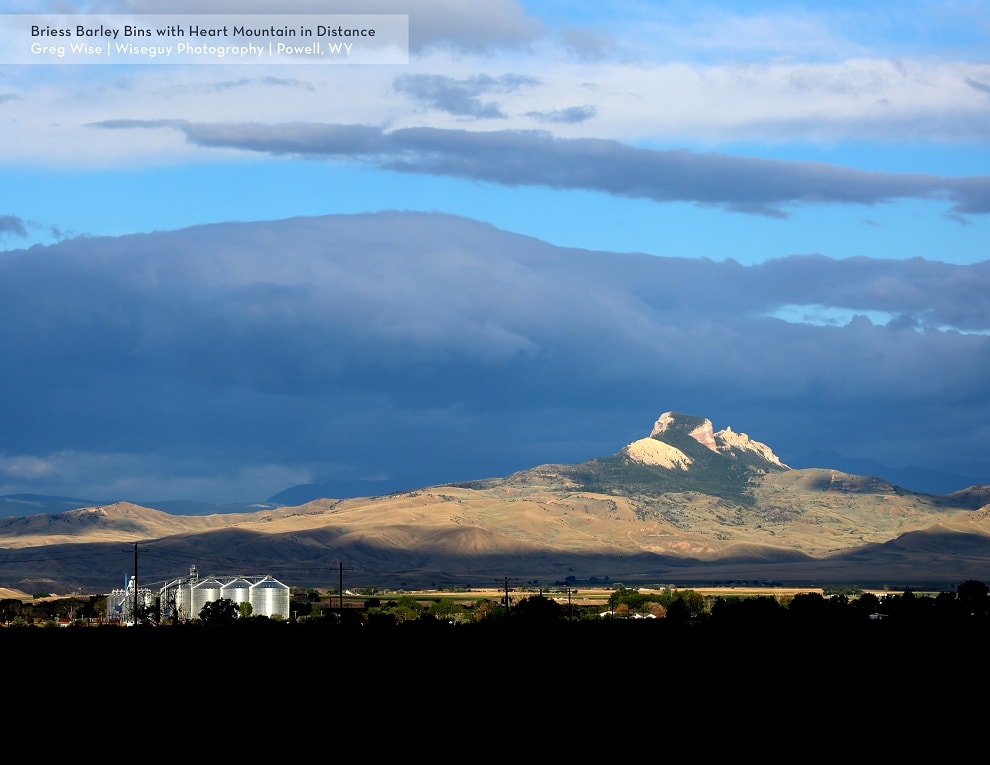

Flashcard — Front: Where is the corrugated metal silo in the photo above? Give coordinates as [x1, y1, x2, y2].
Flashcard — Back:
[167, 580, 195, 622]
[221, 577, 252, 608]
[250, 575, 290, 619]
[190, 576, 224, 618]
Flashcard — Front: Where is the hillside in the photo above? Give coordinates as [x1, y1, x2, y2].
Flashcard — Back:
[1, 412, 988, 595]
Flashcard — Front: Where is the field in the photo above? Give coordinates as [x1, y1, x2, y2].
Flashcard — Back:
[357, 585, 831, 608]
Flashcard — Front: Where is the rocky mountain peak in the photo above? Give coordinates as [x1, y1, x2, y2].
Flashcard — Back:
[645, 411, 789, 469]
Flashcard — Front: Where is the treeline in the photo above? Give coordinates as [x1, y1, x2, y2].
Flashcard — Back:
[604, 580, 990, 627]
[5, 579, 990, 631]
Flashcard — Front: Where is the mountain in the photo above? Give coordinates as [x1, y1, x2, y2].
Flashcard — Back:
[1, 411, 988, 596]
[0, 489, 408, 520]
[0, 495, 281, 520]
[787, 449, 984, 497]
[0, 494, 103, 518]
[266, 479, 416, 506]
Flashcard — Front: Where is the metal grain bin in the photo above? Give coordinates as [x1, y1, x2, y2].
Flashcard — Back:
[190, 576, 224, 618]
[221, 577, 252, 608]
[250, 575, 290, 619]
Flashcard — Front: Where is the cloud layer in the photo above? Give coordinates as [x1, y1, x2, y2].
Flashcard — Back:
[1, 211, 987, 501]
[96, 119, 990, 219]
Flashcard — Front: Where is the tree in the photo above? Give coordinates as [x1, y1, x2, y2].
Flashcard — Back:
[428, 598, 458, 622]
[789, 591, 830, 617]
[0, 598, 24, 624]
[54, 597, 84, 621]
[390, 595, 425, 623]
[665, 597, 689, 623]
[608, 587, 645, 611]
[956, 579, 989, 616]
[512, 594, 565, 623]
[854, 592, 881, 614]
[134, 598, 161, 627]
[675, 589, 706, 618]
[654, 587, 706, 617]
[199, 597, 240, 626]
[957, 580, 988, 599]
[238, 601, 254, 619]
[710, 595, 785, 627]
[83, 595, 107, 622]
[646, 602, 667, 618]
[472, 598, 499, 621]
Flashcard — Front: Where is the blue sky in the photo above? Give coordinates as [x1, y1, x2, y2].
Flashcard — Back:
[1, 1, 989, 505]
[4, 0, 990, 264]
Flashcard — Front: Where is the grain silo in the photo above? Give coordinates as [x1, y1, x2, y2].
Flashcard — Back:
[250, 575, 290, 619]
[221, 577, 252, 607]
[190, 576, 224, 617]
[151, 567, 291, 621]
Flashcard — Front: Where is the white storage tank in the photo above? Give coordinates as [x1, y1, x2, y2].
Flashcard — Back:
[190, 577, 224, 618]
[221, 577, 252, 608]
[250, 575, 290, 619]
[171, 583, 194, 622]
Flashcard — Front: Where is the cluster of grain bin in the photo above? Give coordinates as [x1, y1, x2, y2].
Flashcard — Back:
[162, 566, 290, 621]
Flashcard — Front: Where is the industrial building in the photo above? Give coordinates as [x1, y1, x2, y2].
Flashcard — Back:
[106, 576, 155, 625]
[106, 565, 291, 624]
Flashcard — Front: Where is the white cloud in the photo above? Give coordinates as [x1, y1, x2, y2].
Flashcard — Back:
[4, 1, 990, 168]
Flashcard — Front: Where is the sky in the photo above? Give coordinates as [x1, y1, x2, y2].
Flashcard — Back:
[0, 0, 988, 505]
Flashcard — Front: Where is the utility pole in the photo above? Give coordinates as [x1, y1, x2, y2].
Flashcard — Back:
[331, 561, 352, 618]
[128, 542, 150, 625]
[133, 542, 138, 626]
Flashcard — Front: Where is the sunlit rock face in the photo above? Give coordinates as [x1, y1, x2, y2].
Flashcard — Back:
[622, 437, 693, 469]
[643, 411, 789, 468]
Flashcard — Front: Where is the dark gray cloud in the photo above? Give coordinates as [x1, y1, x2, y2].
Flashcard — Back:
[0, 214, 75, 248]
[527, 105, 598, 124]
[393, 74, 539, 118]
[92, 120, 990, 218]
[0, 215, 28, 243]
[0, 211, 987, 502]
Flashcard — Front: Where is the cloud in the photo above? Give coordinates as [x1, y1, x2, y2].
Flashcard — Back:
[0, 215, 70, 248]
[393, 73, 540, 118]
[0, 211, 987, 501]
[205, 76, 316, 93]
[6, 8, 990, 170]
[557, 25, 613, 62]
[94, 119, 990, 218]
[526, 105, 597, 124]
[0, 215, 28, 243]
